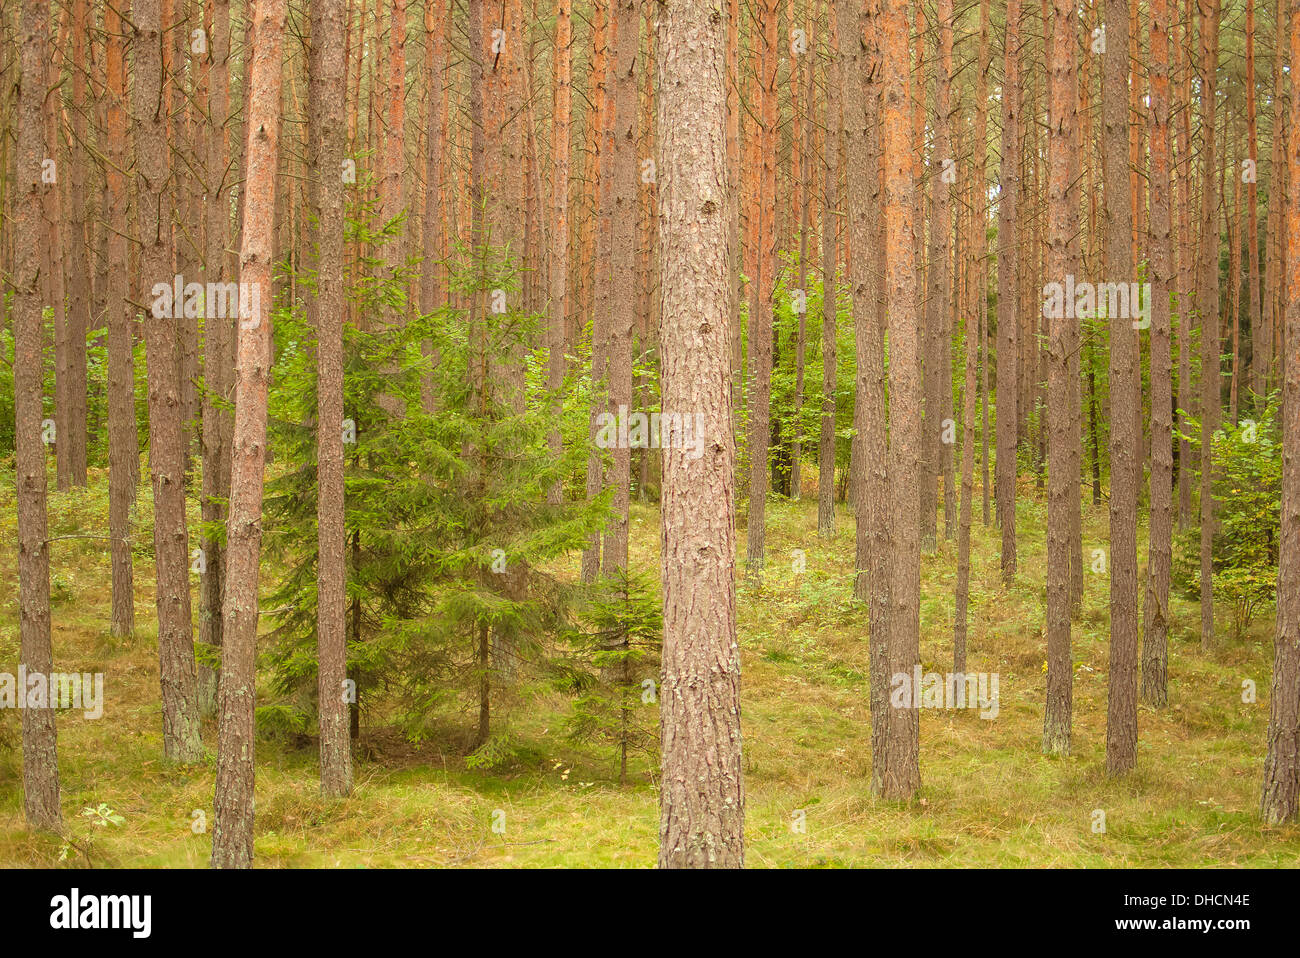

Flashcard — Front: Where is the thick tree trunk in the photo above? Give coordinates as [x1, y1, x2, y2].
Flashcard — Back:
[818, 9, 838, 540]
[1263, 0, 1287, 398]
[43, 31, 68, 497]
[135, 0, 204, 764]
[977, 0, 990, 530]
[1105, 0, 1140, 776]
[62, 0, 91, 489]
[1261, 0, 1300, 825]
[746, 0, 779, 581]
[15, 0, 62, 831]
[211, 0, 287, 868]
[1043, 0, 1075, 756]
[547, 0, 570, 504]
[106, 0, 136, 639]
[655, 0, 744, 867]
[1176, 3, 1195, 527]
[1247, 0, 1265, 410]
[198, 0, 233, 718]
[996, 0, 1021, 581]
[581, 3, 611, 583]
[310, 0, 353, 799]
[601, 0, 638, 575]
[880, 0, 920, 801]
[844, 0, 890, 794]
[1142, 0, 1175, 709]
[955, 0, 984, 678]
[927, 0, 954, 549]
[1198, 0, 1221, 652]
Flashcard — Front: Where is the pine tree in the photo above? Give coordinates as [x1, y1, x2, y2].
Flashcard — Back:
[656, 0, 744, 867]
[134, 0, 204, 765]
[1142, 0, 1175, 709]
[212, 0, 289, 868]
[1259, 0, 1300, 828]
[14, 0, 61, 831]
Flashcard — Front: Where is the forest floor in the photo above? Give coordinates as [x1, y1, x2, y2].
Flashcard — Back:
[1, 465, 1298, 867]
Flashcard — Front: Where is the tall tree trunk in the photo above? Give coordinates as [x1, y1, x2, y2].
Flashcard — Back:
[818, 7, 838, 540]
[14, 0, 61, 831]
[310, 0, 353, 799]
[996, 0, 1021, 581]
[1142, 0, 1175, 709]
[1247, 0, 1265, 409]
[43, 25, 68, 497]
[880, 0, 920, 801]
[581, 2, 611, 582]
[171, 0, 201, 468]
[106, 0, 136, 639]
[198, 0, 233, 718]
[136, 0, 204, 764]
[1263, 0, 1287, 398]
[844, 0, 890, 795]
[62, 0, 91, 489]
[211, 0, 287, 868]
[601, 0, 638, 575]
[1230, 130, 1243, 426]
[546, 0, 570, 504]
[790, 0, 810, 502]
[955, 0, 985, 678]
[746, 0, 778, 580]
[1260, 0, 1300, 826]
[977, 0, 991, 529]
[1105, 0, 1140, 776]
[1176, 0, 1195, 527]
[927, 0, 955, 549]
[655, 0, 744, 867]
[1043, 0, 1075, 755]
[1197, 0, 1221, 652]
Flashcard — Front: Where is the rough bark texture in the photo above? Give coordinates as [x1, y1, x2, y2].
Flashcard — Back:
[135, 0, 204, 764]
[1247, 0, 1264, 409]
[1197, 0, 1221, 652]
[1142, 0, 1174, 709]
[1043, 0, 1074, 756]
[655, 0, 744, 868]
[819, 9, 838, 540]
[106, 0, 136, 639]
[1104, 0, 1140, 776]
[1263, 0, 1286, 399]
[581, 3, 611, 583]
[602, 0, 638, 575]
[996, 0, 1020, 581]
[922, 0, 954, 552]
[211, 0, 287, 868]
[954, 0, 983, 678]
[62, 0, 91, 489]
[198, 0, 234, 718]
[746, 0, 778, 580]
[547, 0, 570, 504]
[977, 0, 991, 529]
[15, 0, 62, 830]
[1260, 0, 1300, 827]
[310, 0, 353, 799]
[880, 0, 920, 801]
[844, 0, 890, 794]
[1176, 4, 1195, 527]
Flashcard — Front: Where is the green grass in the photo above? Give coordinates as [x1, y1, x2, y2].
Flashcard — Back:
[1, 464, 1297, 867]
